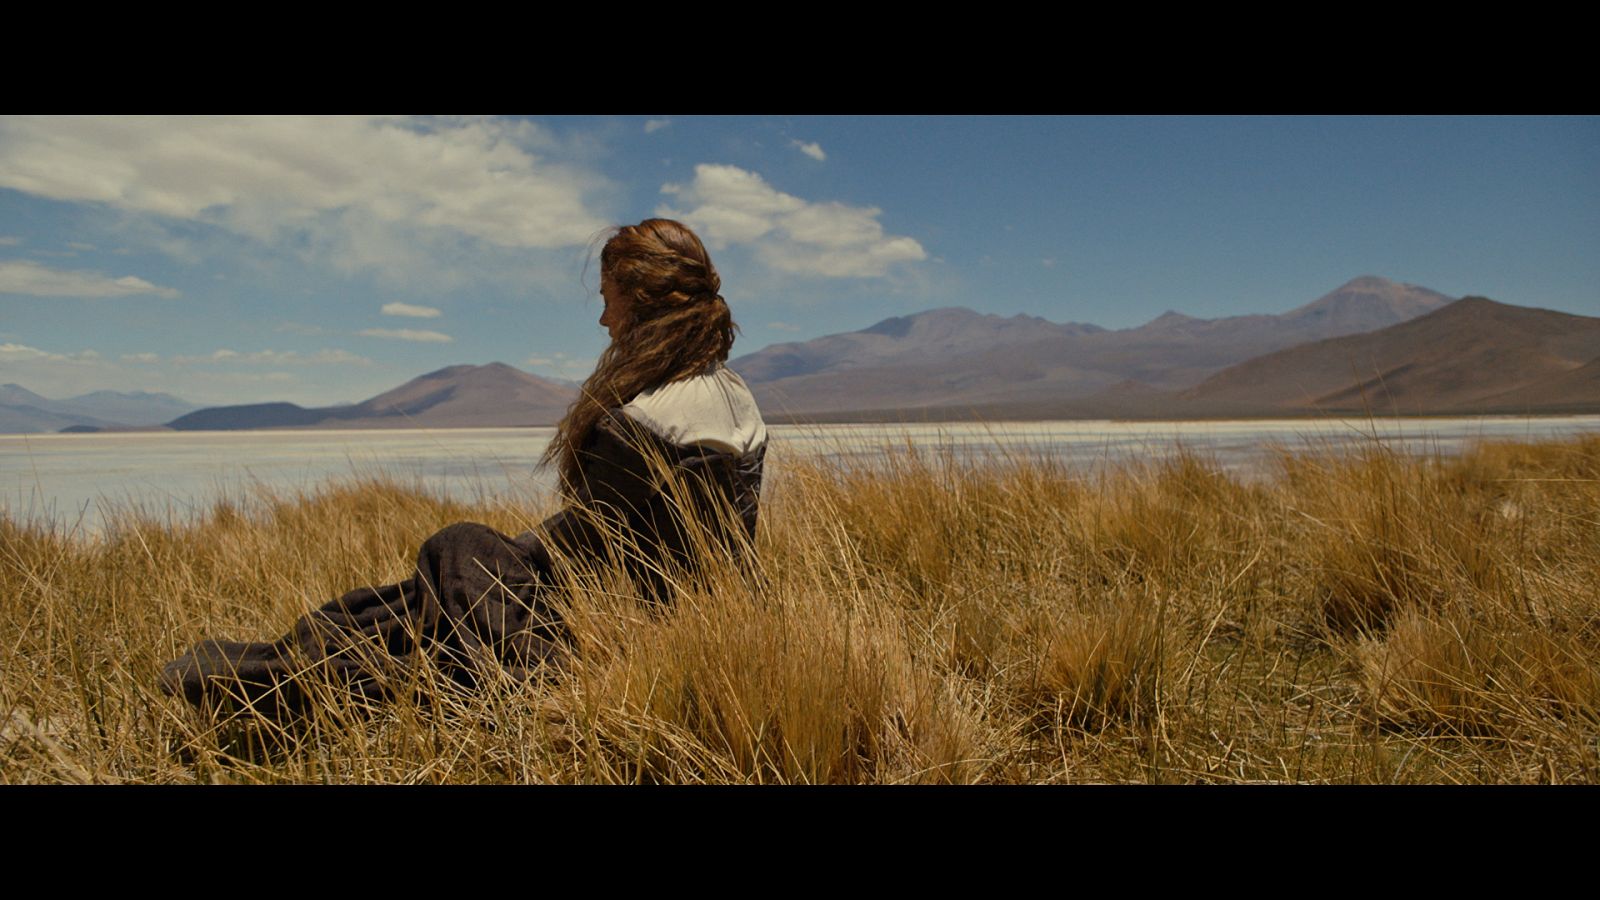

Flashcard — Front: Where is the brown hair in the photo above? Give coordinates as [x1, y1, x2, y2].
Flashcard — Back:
[544, 218, 736, 490]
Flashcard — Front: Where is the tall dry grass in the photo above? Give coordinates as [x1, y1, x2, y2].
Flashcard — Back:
[2, 432, 1597, 783]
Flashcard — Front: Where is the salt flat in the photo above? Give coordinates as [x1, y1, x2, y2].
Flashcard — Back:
[5, 416, 1598, 534]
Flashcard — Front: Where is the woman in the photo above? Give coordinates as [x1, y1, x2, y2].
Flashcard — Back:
[161, 219, 768, 716]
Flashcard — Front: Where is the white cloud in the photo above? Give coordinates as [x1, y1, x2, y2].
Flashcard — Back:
[0, 117, 613, 281]
[0, 342, 386, 405]
[658, 163, 926, 279]
[0, 260, 180, 298]
[381, 301, 442, 319]
[0, 342, 102, 364]
[1, 342, 53, 361]
[660, 165, 801, 244]
[1042, 258, 1055, 268]
[358, 328, 453, 343]
[171, 348, 372, 365]
[767, 321, 802, 332]
[791, 139, 826, 162]
[67, 241, 97, 251]
[303, 349, 370, 365]
[0, 236, 20, 246]
[644, 119, 672, 134]
[524, 351, 594, 379]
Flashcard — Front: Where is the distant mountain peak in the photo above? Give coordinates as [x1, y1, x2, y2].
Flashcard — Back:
[1144, 310, 1198, 327]
[1283, 276, 1453, 329]
[1424, 295, 1579, 329]
[1336, 275, 1400, 290]
[1, 383, 50, 404]
[413, 361, 527, 381]
[856, 307, 1088, 339]
[415, 363, 479, 381]
[1331, 274, 1444, 296]
[862, 307, 981, 337]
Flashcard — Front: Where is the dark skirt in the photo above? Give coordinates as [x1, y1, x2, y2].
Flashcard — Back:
[160, 522, 568, 718]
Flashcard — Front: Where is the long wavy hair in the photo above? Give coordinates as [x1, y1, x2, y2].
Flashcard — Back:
[544, 218, 736, 491]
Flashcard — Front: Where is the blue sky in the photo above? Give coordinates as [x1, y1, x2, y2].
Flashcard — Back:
[1, 115, 1596, 406]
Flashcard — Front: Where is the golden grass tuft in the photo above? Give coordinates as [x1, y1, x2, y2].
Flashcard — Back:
[1021, 590, 1165, 732]
[1355, 609, 1600, 737]
[565, 583, 983, 783]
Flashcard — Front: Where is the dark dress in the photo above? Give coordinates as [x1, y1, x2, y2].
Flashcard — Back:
[160, 397, 767, 718]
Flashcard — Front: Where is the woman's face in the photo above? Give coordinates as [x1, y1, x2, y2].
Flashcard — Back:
[599, 273, 633, 341]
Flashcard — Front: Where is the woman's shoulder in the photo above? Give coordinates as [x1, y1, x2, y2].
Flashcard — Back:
[619, 364, 767, 456]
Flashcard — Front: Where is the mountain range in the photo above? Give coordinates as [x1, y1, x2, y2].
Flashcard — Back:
[730, 276, 1460, 418]
[164, 362, 575, 431]
[0, 385, 198, 433]
[6, 276, 1597, 433]
[1184, 296, 1600, 415]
